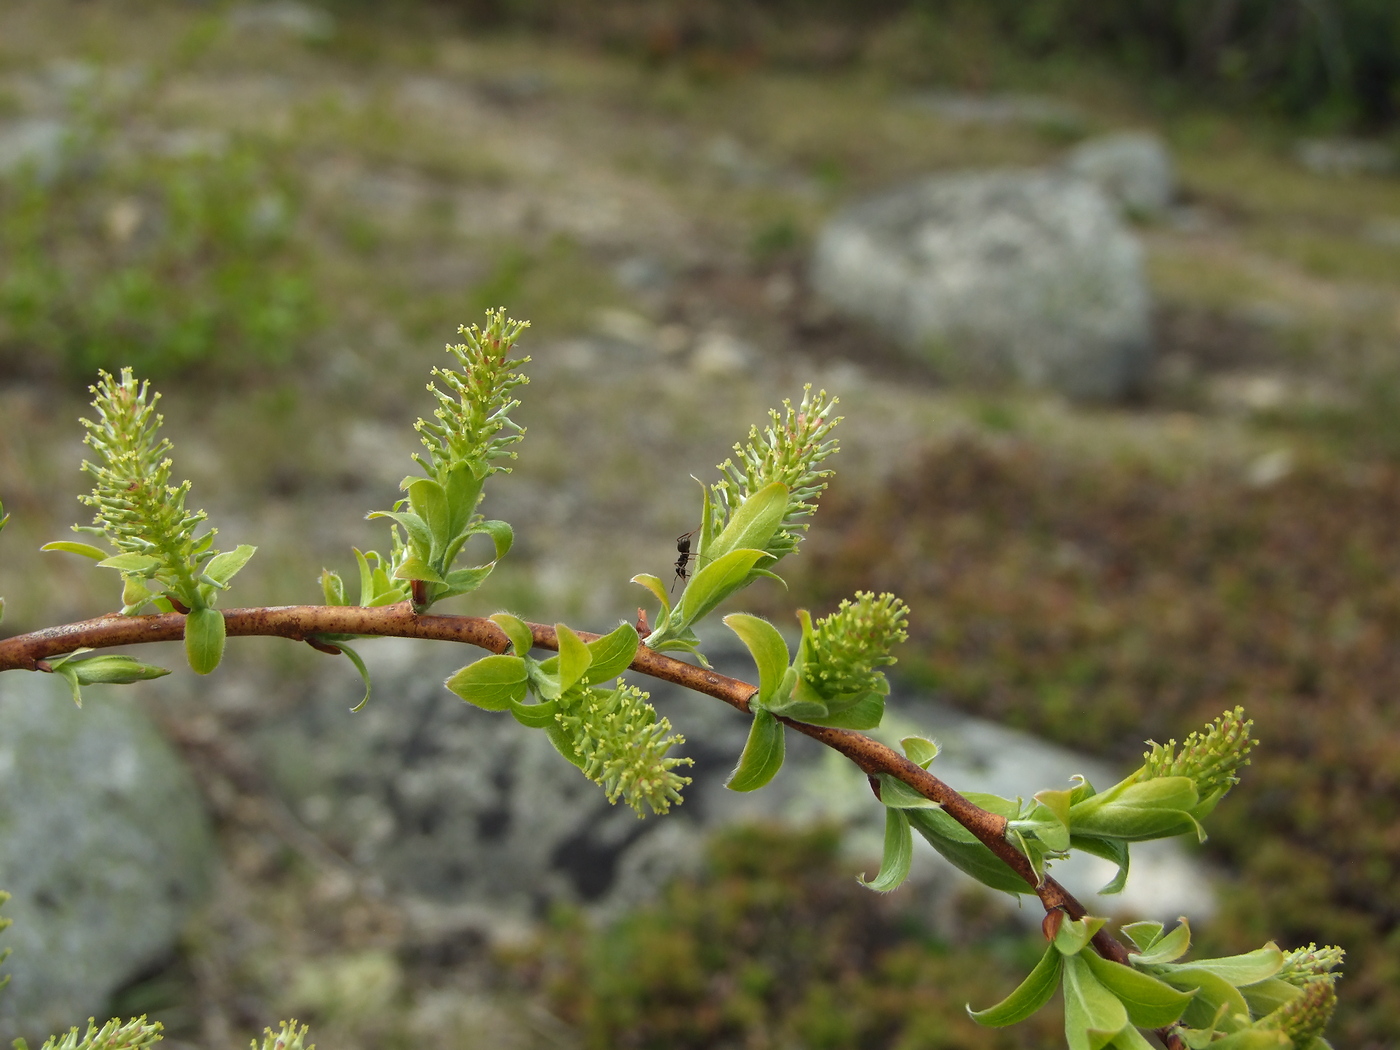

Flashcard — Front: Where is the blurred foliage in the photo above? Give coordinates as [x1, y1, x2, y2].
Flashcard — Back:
[381, 0, 1400, 127]
[518, 824, 1060, 1050]
[795, 437, 1400, 1044]
[0, 131, 317, 382]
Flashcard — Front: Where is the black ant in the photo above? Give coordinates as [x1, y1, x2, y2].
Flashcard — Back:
[671, 529, 697, 592]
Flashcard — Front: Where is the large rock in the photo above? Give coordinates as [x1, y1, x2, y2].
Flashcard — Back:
[811, 171, 1152, 400]
[261, 634, 1212, 937]
[0, 674, 214, 1044]
[1065, 131, 1175, 218]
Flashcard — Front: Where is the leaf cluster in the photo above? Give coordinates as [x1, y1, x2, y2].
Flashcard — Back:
[448, 615, 692, 816]
[971, 915, 1342, 1050]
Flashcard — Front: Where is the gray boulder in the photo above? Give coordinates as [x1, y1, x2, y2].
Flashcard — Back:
[1065, 131, 1175, 218]
[0, 673, 214, 1045]
[810, 171, 1152, 400]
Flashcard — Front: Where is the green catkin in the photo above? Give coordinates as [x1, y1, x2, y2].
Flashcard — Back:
[555, 681, 693, 816]
[1140, 706, 1255, 799]
[413, 308, 530, 481]
[710, 385, 841, 560]
[806, 592, 910, 698]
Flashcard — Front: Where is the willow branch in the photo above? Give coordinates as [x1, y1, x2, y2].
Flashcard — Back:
[0, 603, 1132, 968]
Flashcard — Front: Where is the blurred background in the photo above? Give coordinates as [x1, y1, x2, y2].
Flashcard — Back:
[1, 0, 1399, 1046]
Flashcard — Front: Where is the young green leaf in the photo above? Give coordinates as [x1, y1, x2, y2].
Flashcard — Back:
[584, 622, 640, 682]
[334, 640, 373, 712]
[902, 736, 940, 769]
[705, 480, 788, 564]
[727, 708, 785, 792]
[968, 943, 1064, 1027]
[40, 540, 109, 560]
[184, 606, 226, 675]
[905, 806, 1035, 896]
[723, 613, 791, 709]
[858, 807, 913, 892]
[446, 654, 529, 711]
[875, 773, 942, 810]
[1083, 952, 1196, 1029]
[473, 519, 513, 561]
[677, 547, 769, 626]
[555, 624, 594, 692]
[800, 689, 885, 730]
[630, 573, 672, 619]
[320, 569, 347, 606]
[203, 544, 257, 586]
[490, 612, 535, 657]
[1062, 955, 1129, 1050]
[64, 654, 171, 686]
[1126, 919, 1191, 964]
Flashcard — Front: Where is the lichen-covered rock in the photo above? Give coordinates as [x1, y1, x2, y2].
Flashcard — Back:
[1064, 131, 1175, 218]
[811, 171, 1152, 400]
[0, 673, 214, 1044]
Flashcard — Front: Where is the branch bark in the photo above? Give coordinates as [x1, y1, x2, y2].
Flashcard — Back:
[0, 602, 1137, 974]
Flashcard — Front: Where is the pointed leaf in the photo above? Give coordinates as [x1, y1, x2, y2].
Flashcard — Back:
[1120, 921, 1166, 954]
[336, 641, 373, 712]
[727, 708, 785, 791]
[858, 807, 913, 892]
[1063, 955, 1129, 1050]
[490, 613, 536, 657]
[546, 719, 586, 769]
[706, 481, 788, 563]
[447, 655, 529, 711]
[1155, 968, 1251, 1031]
[1069, 777, 1202, 841]
[968, 944, 1063, 1027]
[875, 773, 942, 810]
[803, 690, 885, 730]
[204, 544, 257, 586]
[509, 696, 559, 729]
[96, 552, 161, 573]
[366, 510, 433, 560]
[51, 664, 84, 706]
[443, 463, 485, 539]
[1071, 834, 1132, 894]
[184, 606, 226, 675]
[321, 569, 347, 606]
[41, 541, 108, 560]
[1128, 919, 1191, 964]
[1240, 977, 1302, 1018]
[355, 548, 376, 605]
[440, 565, 494, 595]
[407, 478, 451, 560]
[1171, 945, 1283, 987]
[902, 736, 940, 769]
[678, 547, 769, 626]
[555, 624, 593, 692]
[906, 808, 1035, 896]
[394, 554, 447, 585]
[723, 613, 790, 709]
[1083, 952, 1195, 1029]
[68, 655, 171, 686]
[585, 623, 640, 682]
[631, 573, 672, 617]
[473, 519, 514, 561]
[1056, 915, 1108, 957]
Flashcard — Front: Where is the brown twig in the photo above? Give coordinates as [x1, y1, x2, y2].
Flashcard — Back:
[0, 603, 1138, 974]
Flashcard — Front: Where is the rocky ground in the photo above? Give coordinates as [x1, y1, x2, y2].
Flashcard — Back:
[3, 1, 1400, 1047]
